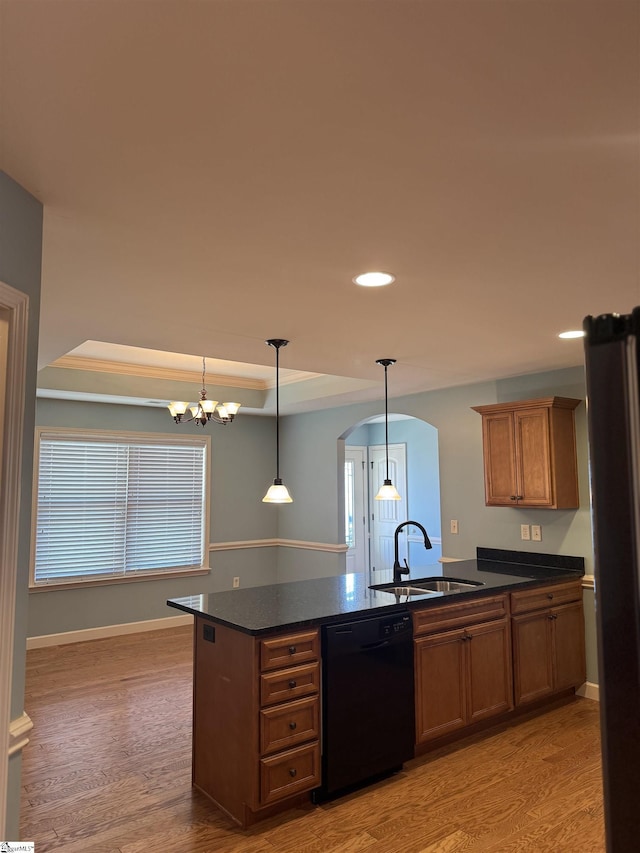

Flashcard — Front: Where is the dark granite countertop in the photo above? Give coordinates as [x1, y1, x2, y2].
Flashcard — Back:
[167, 547, 584, 636]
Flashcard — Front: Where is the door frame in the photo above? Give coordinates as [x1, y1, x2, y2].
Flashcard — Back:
[0, 280, 29, 837]
[344, 445, 369, 573]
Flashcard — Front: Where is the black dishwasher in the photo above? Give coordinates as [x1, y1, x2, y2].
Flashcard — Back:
[315, 610, 415, 800]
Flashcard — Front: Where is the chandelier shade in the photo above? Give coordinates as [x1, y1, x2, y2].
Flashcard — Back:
[168, 357, 240, 427]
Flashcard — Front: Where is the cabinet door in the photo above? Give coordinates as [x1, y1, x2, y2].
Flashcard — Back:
[514, 407, 553, 506]
[415, 629, 466, 743]
[466, 619, 514, 724]
[481, 412, 518, 506]
[552, 601, 586, 692]
[512, 611, 554, 705]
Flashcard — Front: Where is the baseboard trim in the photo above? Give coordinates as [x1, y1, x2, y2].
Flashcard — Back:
[577, 681, 600, 701]
[26, 613, 193, 649]
[9, 711, 33, 757]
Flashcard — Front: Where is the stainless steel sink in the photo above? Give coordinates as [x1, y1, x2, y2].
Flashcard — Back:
[369, 577, 484, 597]
[370, 584, 439, 597]
[409, 578, 484, 592]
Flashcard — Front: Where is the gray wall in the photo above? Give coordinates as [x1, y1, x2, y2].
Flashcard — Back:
[1, 171, 43, 839]
[29, 398, 279, 635]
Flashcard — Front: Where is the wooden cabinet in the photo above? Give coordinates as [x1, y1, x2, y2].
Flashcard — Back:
[192, 620, 320, 827]
[472, 397, 581, 508]
[511, 580, 586, 706]
[413, 595, 513, 744]
[257, 631, 320, 806]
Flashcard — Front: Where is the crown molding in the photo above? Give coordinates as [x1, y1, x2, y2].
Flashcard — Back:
[47, 355, 266, 390]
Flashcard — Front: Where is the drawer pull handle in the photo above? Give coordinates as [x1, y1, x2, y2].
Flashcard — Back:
[289, 721, 297, 730]
[288, 646, 297, 654]
[288, 680, 297, 689]
[289, 768, 297, 778]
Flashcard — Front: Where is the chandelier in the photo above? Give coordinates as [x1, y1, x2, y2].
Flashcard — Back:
[168, 357, 241, 427]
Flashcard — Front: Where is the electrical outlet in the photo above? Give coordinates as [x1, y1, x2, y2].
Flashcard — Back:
[450, 519, 459, 534]
[232, 576, 240, 588]
[520, 524, 531, 541]
[531, 524, 542, 542]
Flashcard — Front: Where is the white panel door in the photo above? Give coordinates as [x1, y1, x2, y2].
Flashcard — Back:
[369, 443, 407, 576]
[344, 447, 368, 573]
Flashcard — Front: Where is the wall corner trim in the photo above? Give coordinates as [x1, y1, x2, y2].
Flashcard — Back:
[576, 681, 599, 701]
[8, 712, 33, 757]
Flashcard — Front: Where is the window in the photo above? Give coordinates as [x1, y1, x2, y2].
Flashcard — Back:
[32, 428, 209, 586]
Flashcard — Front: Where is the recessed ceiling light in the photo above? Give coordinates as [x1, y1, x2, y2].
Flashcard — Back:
[353, 271, 395, 287]
[558, 330, 585, 339]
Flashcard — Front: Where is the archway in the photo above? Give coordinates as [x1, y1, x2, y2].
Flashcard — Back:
[340, 414, 441, 582]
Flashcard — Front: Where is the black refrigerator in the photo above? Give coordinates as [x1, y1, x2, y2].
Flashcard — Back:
[583, 308, 640, 852]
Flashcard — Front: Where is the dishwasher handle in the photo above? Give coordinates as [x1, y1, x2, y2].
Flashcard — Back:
[360, 638, 391, 652]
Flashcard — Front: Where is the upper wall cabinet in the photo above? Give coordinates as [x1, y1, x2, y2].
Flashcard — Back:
[471, 397, 581, 509]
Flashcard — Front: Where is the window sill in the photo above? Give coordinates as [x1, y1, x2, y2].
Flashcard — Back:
[29, 566, 211, 592]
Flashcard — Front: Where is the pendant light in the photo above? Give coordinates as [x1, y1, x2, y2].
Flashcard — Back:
[262, 339, 293, 503]
[375, 358, 401, 501]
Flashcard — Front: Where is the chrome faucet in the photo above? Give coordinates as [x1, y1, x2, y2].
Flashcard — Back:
[393, 521, 432, 584]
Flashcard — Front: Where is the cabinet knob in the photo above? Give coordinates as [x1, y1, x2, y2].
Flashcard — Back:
[547, 593, 554, 600]
[510, 496, 517, 501]
[288, 646, 297, 654]
[289, 768, 297, 778]
[289, 721, 297, 730]
[288, 680, 297, 689]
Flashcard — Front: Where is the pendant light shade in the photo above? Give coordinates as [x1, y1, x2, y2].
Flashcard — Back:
[262, 339, 293, 503]
[374, 358, 401, 501]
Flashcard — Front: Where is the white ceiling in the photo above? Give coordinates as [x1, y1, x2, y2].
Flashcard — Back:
[1, 0, 639, 409]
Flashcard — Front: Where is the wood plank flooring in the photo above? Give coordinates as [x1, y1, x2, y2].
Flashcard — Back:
[19, 625, 605, 852]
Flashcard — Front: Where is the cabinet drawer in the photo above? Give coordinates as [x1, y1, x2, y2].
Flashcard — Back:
[511, 581, 582, 615]
[260, 696, 320, 756]
[260, 662, 320, 707]
[260, 630, 320, 672]
[412, 594, 508, 636]
[260, 742, 320, 805]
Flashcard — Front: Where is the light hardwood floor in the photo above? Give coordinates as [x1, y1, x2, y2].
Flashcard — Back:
[19, 625, 605, 852]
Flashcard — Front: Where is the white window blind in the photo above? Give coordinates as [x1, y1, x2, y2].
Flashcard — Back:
[33, 430, 207, 585]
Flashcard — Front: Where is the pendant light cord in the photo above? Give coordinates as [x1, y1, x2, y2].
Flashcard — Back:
[266, 339, 289, 483]
[384, 362, 389, 481]
[275, 344, 280, 480]
[376, 357, 396, 484]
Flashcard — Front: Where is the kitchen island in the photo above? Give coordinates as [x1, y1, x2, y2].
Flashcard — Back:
[168, 547, 586, 827]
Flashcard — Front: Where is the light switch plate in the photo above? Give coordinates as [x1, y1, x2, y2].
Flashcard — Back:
[520, 524, 531, 540]
[531, 524, 542, 541]
[450, 519, 459, 534]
